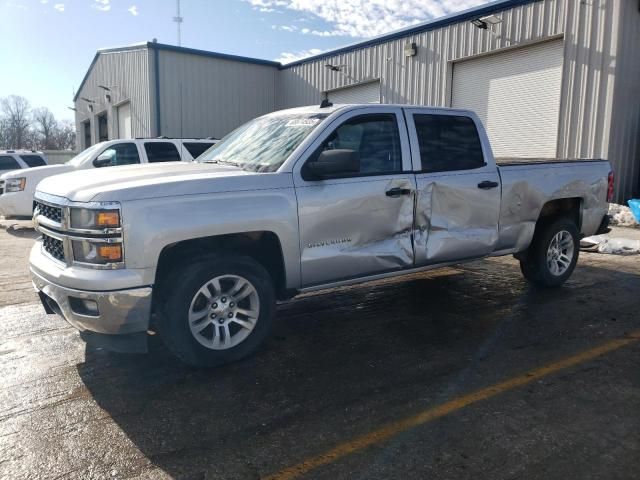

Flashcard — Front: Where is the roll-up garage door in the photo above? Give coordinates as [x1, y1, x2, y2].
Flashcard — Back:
[452, 40, 564, 158]
[117, 102, 132, 139]
[326, 81, 380, 104]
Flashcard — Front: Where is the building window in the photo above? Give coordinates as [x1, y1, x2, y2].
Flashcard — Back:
[97, 112, 108, 142]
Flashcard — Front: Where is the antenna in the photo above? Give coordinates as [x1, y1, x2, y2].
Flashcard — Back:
[173, 0, 183, 46]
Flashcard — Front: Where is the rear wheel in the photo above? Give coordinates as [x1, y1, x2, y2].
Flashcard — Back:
[157, 254, 275, 367]
[519, 217, 579, 288]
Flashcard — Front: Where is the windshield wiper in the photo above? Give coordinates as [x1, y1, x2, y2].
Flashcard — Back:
[203, 158, 241, 167]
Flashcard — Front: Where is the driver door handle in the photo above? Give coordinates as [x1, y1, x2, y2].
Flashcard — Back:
[477, 180, 499, 190]
[385, 187, 412, 197]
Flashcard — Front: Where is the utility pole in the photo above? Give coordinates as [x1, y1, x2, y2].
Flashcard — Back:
[173, 0, 183, 46]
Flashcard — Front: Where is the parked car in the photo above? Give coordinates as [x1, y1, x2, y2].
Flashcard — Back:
[29, 104, 612, 367]
[0, 138, 215, 218]
[0, 150, 48, 176]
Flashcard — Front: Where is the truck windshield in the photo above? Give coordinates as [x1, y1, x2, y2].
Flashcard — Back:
[66, 143, 105, 167]
[198, 113, 328, 172]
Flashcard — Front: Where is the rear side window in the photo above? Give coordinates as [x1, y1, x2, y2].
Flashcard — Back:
[0, 155, 20, 170]
[183, 142, 214, 159]
[144, 142, 181, 163]
[413, 114, 485, 172]
[20, 155, 46, 167]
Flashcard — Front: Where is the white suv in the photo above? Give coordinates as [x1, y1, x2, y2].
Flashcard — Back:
[0, 150, 48, 176]
[0, 138, 215, 219]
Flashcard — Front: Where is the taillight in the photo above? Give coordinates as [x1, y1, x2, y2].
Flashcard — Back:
[607, 171, 614, 202]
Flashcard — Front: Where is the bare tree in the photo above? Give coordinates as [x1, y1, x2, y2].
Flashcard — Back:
[53, 120, 76, 150]
[33, 107, 58, 149]
[1, 95, 31, 149]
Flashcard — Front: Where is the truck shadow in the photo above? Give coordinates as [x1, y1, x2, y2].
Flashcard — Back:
[76, 259, 640, 479]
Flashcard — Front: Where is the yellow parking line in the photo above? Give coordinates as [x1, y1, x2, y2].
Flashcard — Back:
[264, 331, 640, 480]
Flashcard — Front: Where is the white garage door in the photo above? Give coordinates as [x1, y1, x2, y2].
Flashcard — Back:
[327, 81, 380, 104]
[452, 40, 564, 158]
[117, 102, 132, 139]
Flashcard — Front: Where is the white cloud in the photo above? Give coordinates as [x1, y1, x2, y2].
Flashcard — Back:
[41, 0, 49, 4]
[92, 0, 111, 12]
[272, 24, 298, 32]
[275, 48, 323, 64]
[247, 0, 489, 38]
[128, 5, 138, 16]
[54, 3, 64, 11]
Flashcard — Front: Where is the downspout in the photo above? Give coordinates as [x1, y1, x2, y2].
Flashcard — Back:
[152, 43, 162, 136]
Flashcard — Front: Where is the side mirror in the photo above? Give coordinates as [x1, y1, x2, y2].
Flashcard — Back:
[305, 149, 360, 179]
[93, 153, 112, 168]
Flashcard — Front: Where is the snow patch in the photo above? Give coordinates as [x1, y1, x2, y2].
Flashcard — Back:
[609, 203, 639, 228]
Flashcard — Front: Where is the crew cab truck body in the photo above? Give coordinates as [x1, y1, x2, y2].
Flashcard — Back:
[0, 138, 215, 219]
[29, 105, 613, 366]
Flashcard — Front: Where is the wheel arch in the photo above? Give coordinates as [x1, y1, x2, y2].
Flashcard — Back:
[154, 231, 290, 301]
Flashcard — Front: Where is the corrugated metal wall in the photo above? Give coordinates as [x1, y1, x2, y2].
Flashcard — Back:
[607, 0, 640, 200]
[157, 50, 277, 139]
[277, 0, 638, 201]
[74, 48, 153, 148]
[277, 0, 565, 108]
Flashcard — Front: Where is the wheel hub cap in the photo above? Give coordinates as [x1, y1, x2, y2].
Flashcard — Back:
[546, 230, 575, 277]
[188, 274, 260, 350]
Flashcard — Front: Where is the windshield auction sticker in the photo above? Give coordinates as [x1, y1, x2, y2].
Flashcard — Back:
[285, 118, 320, 127]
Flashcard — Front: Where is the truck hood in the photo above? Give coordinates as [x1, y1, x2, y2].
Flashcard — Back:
[1, 164, 73, 181]
[35, 162, 292, 203]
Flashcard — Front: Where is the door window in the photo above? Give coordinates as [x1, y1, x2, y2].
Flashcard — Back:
[306, 114, 402, 178]
[0, 156, 21, 170]
[144, 142, 181, 163]
[98, 143, 140, 167]
[20, 155, 46, 167]
[413, 114, 485, 172]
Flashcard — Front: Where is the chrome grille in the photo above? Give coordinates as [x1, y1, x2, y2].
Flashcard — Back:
[42, 234, 65, 262]
[34, 201, 63, 223]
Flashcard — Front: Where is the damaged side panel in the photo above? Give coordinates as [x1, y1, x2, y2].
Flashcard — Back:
[414, 171, 501, 265]
[297, 176, 415, 286]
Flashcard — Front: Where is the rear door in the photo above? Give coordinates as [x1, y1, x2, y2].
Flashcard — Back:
[294, 107, 416, 287]
[404, 109, 501, 265]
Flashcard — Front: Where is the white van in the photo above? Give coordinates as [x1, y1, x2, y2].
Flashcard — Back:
[0, 138, 215, 218]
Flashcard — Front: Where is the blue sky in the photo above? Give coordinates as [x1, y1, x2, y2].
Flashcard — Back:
[0, 0, 490, 122]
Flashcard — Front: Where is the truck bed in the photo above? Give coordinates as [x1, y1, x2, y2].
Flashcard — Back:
[496, 157, 607, 166]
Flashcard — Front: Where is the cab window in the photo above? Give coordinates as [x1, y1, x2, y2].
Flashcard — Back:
[306, 114, 402, 178]
[413, 114, 485, 172]
[97, 143, 141, 167]
[20, 155, 46, 167]
[145, 142, 181, 163]
[0, 156, 20, 170]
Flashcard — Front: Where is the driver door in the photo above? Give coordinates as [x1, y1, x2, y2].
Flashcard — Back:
[293, 107, 416, 287]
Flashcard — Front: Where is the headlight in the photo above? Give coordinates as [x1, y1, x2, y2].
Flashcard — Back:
[5, 177, 26, 192]
[72, 240, 123, 264]
[70, 207, 121, 229]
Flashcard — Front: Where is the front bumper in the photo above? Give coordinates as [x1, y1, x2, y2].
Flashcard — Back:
[0, 190, 32, 218]
[31, 267, 152, 335]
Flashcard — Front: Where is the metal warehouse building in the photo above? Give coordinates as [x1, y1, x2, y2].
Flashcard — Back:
[74, 0, 640, 202]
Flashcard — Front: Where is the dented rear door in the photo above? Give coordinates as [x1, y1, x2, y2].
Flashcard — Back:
[404, 109, 501, 265]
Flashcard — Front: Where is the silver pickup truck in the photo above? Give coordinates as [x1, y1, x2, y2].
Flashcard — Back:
[29, 104, 613, 367]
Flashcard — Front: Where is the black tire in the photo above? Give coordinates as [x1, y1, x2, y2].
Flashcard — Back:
[519, 217, 579, 288]
[156, 254, 275, 367]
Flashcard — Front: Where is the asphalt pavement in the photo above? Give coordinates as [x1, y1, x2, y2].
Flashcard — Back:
[0, 221, 638, 480]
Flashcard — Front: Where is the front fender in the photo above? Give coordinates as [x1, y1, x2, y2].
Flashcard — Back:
[121, 187, 301, 289]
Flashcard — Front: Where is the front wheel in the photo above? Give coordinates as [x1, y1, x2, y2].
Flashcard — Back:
[519, 217, 579, 288]
[157, 254, 275, 367]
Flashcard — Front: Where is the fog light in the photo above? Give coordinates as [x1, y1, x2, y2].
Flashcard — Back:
[68, 297, 99, 316]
